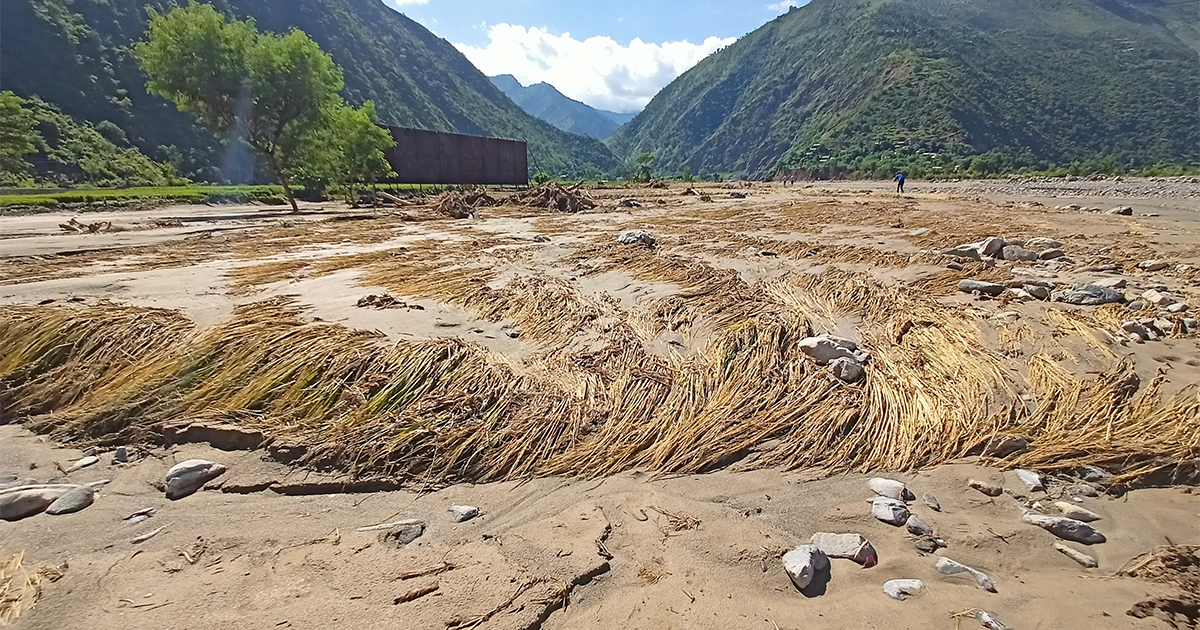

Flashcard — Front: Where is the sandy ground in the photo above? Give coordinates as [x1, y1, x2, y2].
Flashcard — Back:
[2, 179, 1199, 629]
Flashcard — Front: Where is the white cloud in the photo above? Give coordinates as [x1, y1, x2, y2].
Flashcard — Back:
[388, 0, 428, 5]
[454, 24, 735, 113]
[767, 1, 802, 12]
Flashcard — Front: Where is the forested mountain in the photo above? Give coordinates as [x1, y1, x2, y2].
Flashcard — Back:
[607, 0, 1200, 179]
[490, 75, 635, 140]
[1, 0, 619, 182]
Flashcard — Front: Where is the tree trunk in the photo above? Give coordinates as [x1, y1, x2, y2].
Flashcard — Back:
[268, 153, 299, 213]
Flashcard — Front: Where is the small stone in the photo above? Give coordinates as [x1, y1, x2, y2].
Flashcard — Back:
[882, 579, 924, 601]
[871, 497, 910, 526]
[1092, 277, 1127, 289]
[1128, 300, 1146, 311]
[810, 532, 878, 567]
[935, 557, 996, 592]
[1015, 469, 1045, 492]
[1024, 237, 1063, 250]
[45, 486, 95, 515]
[947, 261, 965, 271]
[968, 479, 1003, 497]
[1039, 248, 1065, 260]
[1054, 543, 1098, 568]
[1106, 206, 1133, 216]
[758, 250, 777, 257]
[505, 330, 521, 339]
[1055, 284, 1125, 306]
[1025, 285, 1051, 300]
[1184, 318, 1198, 333]
[617, 229, 654, 246]
[1141, 289, 1175, 307]
[914, 538, 940, 553]
[828, 357, 865, 383]
[909, 228, 931, 237]
[381, 520, 426, 546]
[958, 280, 1005, 296]
[618, 198, 642, 208]
[532, 235, 551, 243]
[992, 310, 1020, 322]
[449, 505, 480, 523]
[1078, 466, 1108, 482]
[783, 545, 829, 590]
[165, 459, 227, 500]
[1066, 484, 1100, 498]
[975, 610, 1011, 630]
[906, 514, 933, 537]
[112, 446, 128, 464]
[922, 493, 941, 512]
[798, 335, 869, 366]
[1166, 302, 1189, 314]
[1138, 260, 1170, 272]
[942, 244, 982, 261]
[1001, 245, 1038, 262]
[868, 478, 912, 501]
[66, 456, 99, 473]
[1122, 321, 1157, 342]
[1021, 513, 1106, 544]
[1053, 502, 1100, 522]
[978, 237, 1006, 257]
[982, 435, 1028, 457]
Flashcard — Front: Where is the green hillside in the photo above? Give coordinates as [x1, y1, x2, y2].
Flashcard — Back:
[1, 0, 619, 182]
[607, 0, 1200, 179]
[491, 75, 631, 140]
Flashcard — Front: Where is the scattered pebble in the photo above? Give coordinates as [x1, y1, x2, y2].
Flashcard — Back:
[1024, 237, 1063, 249]
[449, 505, 480, 523]
[914, 538, 941, 553]
[112, 446, 128, 464]
[828, 357, 866, 383]
[1054, 542, 1099, 568]
[1106, 206, 1133, 216]
[871, 497, 910, 526]
[1138, 260, 1170, 272]
[1021, 513, 1106, 544]
[968, 479, 1003, 497]
[882, 579, 924, 601]
[935, 557, 996, 592]
[783, 544, 829, 590]
[958, 280, 1005, 297]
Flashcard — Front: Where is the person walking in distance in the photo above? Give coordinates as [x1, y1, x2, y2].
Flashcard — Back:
[894, 172, 907, 194]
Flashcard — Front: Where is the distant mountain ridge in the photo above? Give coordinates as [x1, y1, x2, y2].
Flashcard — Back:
[491, 75, 636, 140]
[1, 0, 619, 182]
[608, 0, 1200, 179]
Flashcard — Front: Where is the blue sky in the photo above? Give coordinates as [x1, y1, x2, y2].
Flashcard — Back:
[383, 0, 809, 113]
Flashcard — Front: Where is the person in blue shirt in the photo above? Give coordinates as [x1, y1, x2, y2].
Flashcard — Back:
[894, 172, 906, 193]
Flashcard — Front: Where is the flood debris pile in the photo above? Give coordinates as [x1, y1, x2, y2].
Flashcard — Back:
[434, 188, 498, 219]
[510, 182, 597, 213]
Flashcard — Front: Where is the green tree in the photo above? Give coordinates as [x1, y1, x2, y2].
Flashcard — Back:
[299, 102, 395, 203]
[136, 2, 345, 211]
[0, 92, 41, 185]
[682, 165, 695, 183]
[634, 152, 654, 183]
[533, 171, 551, 184]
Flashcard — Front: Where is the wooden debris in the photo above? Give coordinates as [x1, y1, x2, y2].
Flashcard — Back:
[511, 182, 597, 213]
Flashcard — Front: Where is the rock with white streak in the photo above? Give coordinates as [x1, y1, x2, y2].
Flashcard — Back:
[1053, 502, 1100, 522]
[783, 545, 829, 590]
[1015, 469, 1045, 492]
[871, 497, 910, 526]
[449, 505, 481, 522]
[935, 557, 996, 592]
[1054, 543, 1098, 568]
[868, 478, 912, 501]
[45, 486, 95, 515]
[809, 532, 878, 567]
[882, 579, 924, 601]
[922, 493, 941, 512]
[165, 459, 227, 500]
[1022, 513, 1106, 544]
[67, 456, 99, 473]
[906, 514, 933, 537]
[975, 610, 1010, 630]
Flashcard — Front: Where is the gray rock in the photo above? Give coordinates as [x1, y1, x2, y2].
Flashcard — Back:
[1054, 543, 1098, 568]
[828, 357, 865, 383]
[868, 478, 911, 501]
[922, 493, 941, 512]
[942, 244, 981, 261]
[871, 497, 910, 526]
[112, 446, 128, 464]
[67, 456, 99, 473]
[0, 486, 77, 521]
[978, 237, 1006, 257]
[1001, 245, 1038, 262]
[449, 505, 480, 523]
[1021, 513, 1106, 544]
[1122, 321, 1157, 342]
[947, 261, 965, 271]
[914, 538, 940, 553]
[1053, 502, 1100, 522]
[783, 545, 829, 590]
[1015, 469, 1045, 492]
[935, 557, 996, 592]
[0, 478, 38, 492]
[532, 234, 551, 243]
[809, 532, 878, 567]
[798, 335, 869, 366]
[958, 280, 1005, 296]
[975, 610, 1011, 630]
[906, 514, 933, 537]
[1025, 237, 1064, 250]
[1128, 300, 1146, 311]
[968, 479, 1003, 497]
[1025, 285, 1051, 300]
[618, 229, 654, 245]
[45, 486, 95, 515]
[882, 579, 924, 601]
[1184, 318, 1198, 333]
[165, 459, 227, 500]
[1138, 260, 1170, 272]
[1106, 206, 1133, 216]
[1078, 466, 1109, 482]
[381, 520, 426, 546]
[1056, 284, 1125, 306]
[1166, 302, 1189, 314]
[618, 198, 641, 208]
[1039, 248, 1065, 260]
[1066, 484, 1100, 498]
[1092, 277, 1127, 289]
[982, 435, 1028, 458]
[1142, 289, 1175, 307]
